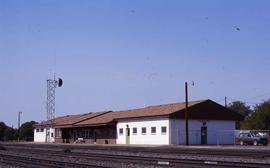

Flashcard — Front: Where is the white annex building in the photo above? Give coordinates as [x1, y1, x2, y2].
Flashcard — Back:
[34, 127, 55, 143]
[116, 118, 236, 145]
[34, 99, 243, 145]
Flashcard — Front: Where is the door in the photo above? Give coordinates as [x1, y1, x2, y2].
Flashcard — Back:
[201, 126, 207, 145]
[62, 129, 70, 143]
[46, 129, 50, 142]
[93, 130, 97, 143]
[126, 128, 130, 144]
[73, 130, 77, 142]
[246, 133, 253, 144]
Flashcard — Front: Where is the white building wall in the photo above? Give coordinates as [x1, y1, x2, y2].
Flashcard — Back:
[170, 119, 235, 145]
[207, 120, 235, 144]
[34, 127, 55, 143]
[116, 117, 170, 145]
[34, 128, 46, 142]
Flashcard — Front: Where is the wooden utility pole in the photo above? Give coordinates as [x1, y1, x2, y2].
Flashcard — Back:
[18, 111, 22, 141]
[225, 96, 227, 107]
[185, 82, 189, 146]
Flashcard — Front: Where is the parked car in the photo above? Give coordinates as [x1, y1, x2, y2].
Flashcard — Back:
[239, 132, 268, 146]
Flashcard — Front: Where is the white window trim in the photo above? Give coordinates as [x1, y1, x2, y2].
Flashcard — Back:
[119, 128, 123, 136]
[161, 126, 167, 135]
[133, 128, 137, 135]
[141, 127, 146, 135]
[151, 127, 156, 135]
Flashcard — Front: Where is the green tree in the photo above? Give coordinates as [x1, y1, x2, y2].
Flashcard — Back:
[227, 101, 253, 129]
[0, 122, 16, 141]
[3, 127, 15, 141]
[228, 101, 253, 118]
[0, 122, 8, 141]
[241, 100, 270, 129]
[19, 121, 37, 141]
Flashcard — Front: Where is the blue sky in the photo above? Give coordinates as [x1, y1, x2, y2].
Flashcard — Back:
[1, 0, 270, 127]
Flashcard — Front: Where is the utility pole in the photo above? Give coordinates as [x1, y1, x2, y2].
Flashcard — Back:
[225, 96, 227, 107]
[185, 82, 189, 146]
[17, 111, 22, 141]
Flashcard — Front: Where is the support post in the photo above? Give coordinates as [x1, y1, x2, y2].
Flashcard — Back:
[17, 111, 22, 142]
[185, 82, 189, 146]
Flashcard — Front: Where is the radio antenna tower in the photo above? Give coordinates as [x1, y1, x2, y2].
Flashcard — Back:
[46, 77, 63, 142]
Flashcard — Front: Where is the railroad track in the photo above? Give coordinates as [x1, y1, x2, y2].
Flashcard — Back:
[0, 150, 204, 168]
[3, 143, 270, 160]
[2, 142, 270, 159]
[0, 152, 107, 168]
[1, 149, 269, 168]
[1, 143, 270, 168]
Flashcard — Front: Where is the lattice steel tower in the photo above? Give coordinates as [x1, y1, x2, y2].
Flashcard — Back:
[46, 79, 57, 122]
[46, 78, 63, 122]
[46, 78, 63, 142]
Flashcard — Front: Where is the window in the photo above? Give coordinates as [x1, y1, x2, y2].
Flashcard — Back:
[36, 129, 39, 132]
[161, 126, 167, 134]
[133, 128, 137, 134]
[76, 130, 80, 138]
[51, 133, 54, 137]
[40, 128, 44, 132]
[85, 130, 90, 138]
[151, 127, 156, 134]
[142, 127, 146, 135]
[88, 129, 93, 138]
[55, 128, 61, 138]
[82, 130, 85, 138]
[109, 128, 115, 137]
[119, 128, 123, 135]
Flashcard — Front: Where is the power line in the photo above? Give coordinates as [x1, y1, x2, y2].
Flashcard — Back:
[215, 98, 225, 103]
[243, 92, 270, 101]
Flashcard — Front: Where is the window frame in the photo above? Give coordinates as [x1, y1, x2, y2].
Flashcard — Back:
[151, 127, 156, 134]
[161, 126, 167, 134]
[141, 127, 146, 135]
[133, 127, 137, 135]
[119, 128, 123, 135]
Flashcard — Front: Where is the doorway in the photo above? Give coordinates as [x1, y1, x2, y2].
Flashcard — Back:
[93, 130, 97, 143]
[126, 127, 130, 144]
[201, 126, 207, 145]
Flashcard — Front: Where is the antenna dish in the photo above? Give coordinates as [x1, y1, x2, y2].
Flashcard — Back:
[58, 78, 63, 87]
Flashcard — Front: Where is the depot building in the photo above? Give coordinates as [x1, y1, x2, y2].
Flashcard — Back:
[34, 99, 243, 145]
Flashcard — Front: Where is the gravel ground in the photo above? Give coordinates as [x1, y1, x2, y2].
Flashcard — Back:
[1, 142, 270, 168]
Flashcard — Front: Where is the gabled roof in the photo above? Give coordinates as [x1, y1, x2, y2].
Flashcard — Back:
[36, 99, 243, 128]
[35, 114, 81, 127]
[169, 99, 244, 120]
[115, 100, 205, 120]
[35, 111, 108, 128]
[54, 111, 109, 128]
[73, 100, 205, 127]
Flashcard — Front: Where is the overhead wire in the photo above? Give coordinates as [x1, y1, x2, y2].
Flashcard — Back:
[243, 92, 270, 101]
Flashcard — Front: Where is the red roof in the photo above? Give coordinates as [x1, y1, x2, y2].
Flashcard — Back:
[74, 100, 204, 127]
[35, 112, 108, 128]
[36, 99, 243, 128]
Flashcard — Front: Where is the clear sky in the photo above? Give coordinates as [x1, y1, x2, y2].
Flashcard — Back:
[1, 0, 270, 127]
